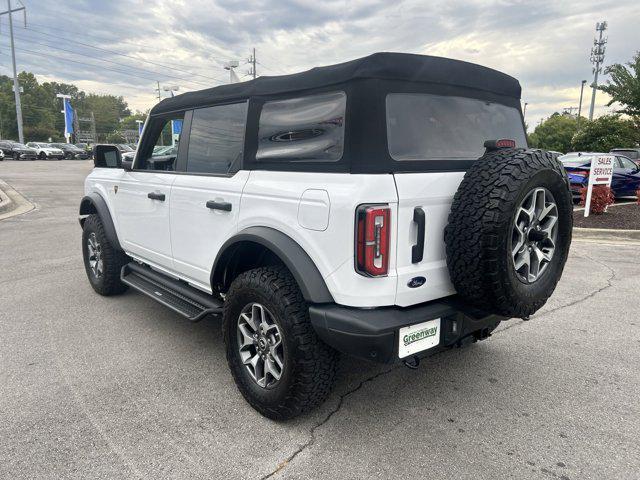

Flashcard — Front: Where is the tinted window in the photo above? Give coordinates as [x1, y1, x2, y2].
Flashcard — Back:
[187, 102, 247, 175]
[386, 94, 527, 161]
[257, 91, 346, 163]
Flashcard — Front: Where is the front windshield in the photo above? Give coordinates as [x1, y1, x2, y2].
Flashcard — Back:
[14, 143, 27, 148]
[118, 144, 134, 152]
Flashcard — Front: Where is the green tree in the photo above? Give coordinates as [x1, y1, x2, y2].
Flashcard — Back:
[571, 114, 640, 152]
[76, 94, 131, 140]
[598, 51, 640, 116]
[528, 113, 578, 153]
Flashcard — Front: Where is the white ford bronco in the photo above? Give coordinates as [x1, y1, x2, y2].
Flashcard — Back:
[80, 53, 572, 419]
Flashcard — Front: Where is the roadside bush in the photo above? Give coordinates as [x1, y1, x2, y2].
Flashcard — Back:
[579, 185, 615, 214]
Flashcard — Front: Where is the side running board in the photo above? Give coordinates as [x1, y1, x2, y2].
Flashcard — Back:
[120, 262, 223, 322]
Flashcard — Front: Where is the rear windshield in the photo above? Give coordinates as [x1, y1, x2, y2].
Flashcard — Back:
[386, 94, 526, 161]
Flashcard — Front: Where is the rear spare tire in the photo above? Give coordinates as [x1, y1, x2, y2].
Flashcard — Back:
[444, 148, 572, 318]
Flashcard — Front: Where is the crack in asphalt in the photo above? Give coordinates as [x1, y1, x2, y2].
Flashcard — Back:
[495, 253, 617, 336]
[261, 253, 620, 479]
[259, 366, 397, 480]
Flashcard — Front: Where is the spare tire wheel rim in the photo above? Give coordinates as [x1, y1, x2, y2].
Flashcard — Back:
[511, 187, 559, 283]
[237, 302, 284, 389]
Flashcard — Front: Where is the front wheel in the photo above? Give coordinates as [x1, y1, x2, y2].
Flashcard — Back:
[223, 266, 339, 420]
[38, 152, 46, 160]
[81, 214, 129, 296]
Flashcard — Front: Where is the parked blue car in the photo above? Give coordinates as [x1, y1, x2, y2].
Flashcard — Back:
[559, 152, 640, 200]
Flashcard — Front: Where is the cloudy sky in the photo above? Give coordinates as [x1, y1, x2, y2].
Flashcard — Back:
[3, 0, 639, 129]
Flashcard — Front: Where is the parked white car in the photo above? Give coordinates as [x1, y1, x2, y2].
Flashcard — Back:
[26, 142, 65, 160]
[79, 53, 573, 420]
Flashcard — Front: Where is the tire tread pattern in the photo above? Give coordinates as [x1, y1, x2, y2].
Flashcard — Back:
[444, 148, 572, 317]
[223, 266, 338, 420]
[82, 214, 129, 296]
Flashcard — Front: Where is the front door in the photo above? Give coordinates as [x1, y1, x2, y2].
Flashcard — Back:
[169, 102, 249, 290]
[112, 113, 185, 271]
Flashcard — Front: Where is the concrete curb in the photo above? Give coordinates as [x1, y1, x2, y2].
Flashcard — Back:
[573, 226, 640, 245]
[0, 179, 35, 220]
[0, 186, 13, 214]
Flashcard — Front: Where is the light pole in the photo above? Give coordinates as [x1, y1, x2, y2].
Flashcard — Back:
[224, 60, 240, 83]
[588, 21, 607, 121]
[523, 102, 528, 121]
[577, 80, 587, 127]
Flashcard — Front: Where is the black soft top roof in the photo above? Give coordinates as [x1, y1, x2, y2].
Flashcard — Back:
[151, 52, 521, 115]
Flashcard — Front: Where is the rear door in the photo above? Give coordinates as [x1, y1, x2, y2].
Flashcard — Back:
[169, 102, 249, 291]
[386, 93, 527, 307]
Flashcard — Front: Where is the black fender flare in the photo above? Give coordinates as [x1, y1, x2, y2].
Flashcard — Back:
[78, 192, 122, 251]
[211, 227, 334, 304]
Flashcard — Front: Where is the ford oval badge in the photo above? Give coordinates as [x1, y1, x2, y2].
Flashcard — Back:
[407, 276, 426, 288]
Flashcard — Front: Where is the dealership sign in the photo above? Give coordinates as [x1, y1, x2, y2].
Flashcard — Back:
[584, 155, 613, 218]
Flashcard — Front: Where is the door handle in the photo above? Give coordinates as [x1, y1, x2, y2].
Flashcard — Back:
[412, 207, 425, 264]
[147, 192, 165, 201]
[206, 200, 232, 212]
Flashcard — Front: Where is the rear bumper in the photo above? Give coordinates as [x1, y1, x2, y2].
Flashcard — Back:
[309, 297, 505, 364]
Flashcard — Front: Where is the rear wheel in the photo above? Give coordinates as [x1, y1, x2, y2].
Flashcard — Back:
[38, 152, 46, 160]
[223, 266, 338, 420]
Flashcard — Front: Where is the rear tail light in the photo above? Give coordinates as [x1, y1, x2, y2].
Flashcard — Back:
[355, 204, 390, 277]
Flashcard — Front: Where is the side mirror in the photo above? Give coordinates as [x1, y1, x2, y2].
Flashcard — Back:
[93, 144, 122, 169]
[122, 159, 133, 171]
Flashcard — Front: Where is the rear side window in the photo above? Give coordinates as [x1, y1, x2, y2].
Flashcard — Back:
[187, 102, 247, 175]
[256, 91, 346, 162]
[386, 94, 527, 161]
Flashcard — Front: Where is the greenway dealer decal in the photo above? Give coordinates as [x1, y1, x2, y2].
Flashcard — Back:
[398, 318, 440, 359]
[403, 325, 438, 347]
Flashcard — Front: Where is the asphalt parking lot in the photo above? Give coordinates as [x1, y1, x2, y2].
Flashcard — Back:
[1, 160, 639, 480]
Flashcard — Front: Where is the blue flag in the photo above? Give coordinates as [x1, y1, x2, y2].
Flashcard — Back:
[172, 119, 182, 135]
[63, 98, 74, 135]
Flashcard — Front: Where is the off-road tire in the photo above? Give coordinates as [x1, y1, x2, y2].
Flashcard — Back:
[81, 214, 129, 296]
[223, 266, 339, 420]
[444, 148, 572, 318]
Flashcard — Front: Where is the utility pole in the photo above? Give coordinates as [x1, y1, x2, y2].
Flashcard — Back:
[523, 102, 528, 121]
[247, 48, 256, 79]
[155, 81, 162, 102]
[588, 21, 607, 121]
[0, 0, 27, 144]
[577, 79, 587, 127]
[252, 48, 256, 79]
